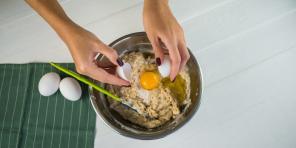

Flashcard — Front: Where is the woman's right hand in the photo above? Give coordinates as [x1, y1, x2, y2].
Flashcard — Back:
[62, 24, 130, 86]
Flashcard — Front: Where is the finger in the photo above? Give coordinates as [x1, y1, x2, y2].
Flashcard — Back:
[86, 64, 130, 86]
[178, 39, 190, 71]
[149, 36, 164, 66]
[96, 43, 120, 66]
[162, 37, 181, 81]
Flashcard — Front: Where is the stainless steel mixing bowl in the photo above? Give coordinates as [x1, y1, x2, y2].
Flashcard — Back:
[89, 32, 203, 140]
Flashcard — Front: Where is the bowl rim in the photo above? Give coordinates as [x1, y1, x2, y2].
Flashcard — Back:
[89, 32, 204, 140]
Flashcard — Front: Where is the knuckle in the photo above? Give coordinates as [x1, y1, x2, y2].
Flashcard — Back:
[100, 45, 118, 58]
[178, 27, 184, 34]
[172, 55, 181, 65]
[180, 26, 185, 33]
[184, 52, 190, 61]
[76, 64, 88, 74]
[161, 29, 173, 38]
[95, 41, 105, 50]
[185, 55, 190, 62]
[110, 49, 118, 57]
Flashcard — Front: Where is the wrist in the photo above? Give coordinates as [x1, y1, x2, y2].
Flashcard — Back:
[55, 20, 79, 41]
[144, 0, 170, 14]
[144, 0, 168, 7]
[144, 0, 168, 4]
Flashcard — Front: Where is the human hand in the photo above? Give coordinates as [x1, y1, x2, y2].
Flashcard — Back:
[62, 25, 130, 86]
[143, 0, 190, 81]
[25, 0, 129, 86]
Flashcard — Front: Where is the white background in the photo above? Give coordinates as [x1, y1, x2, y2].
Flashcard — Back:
[0, 0, 296, 147]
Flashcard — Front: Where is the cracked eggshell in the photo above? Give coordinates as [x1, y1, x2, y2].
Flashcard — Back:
[116, 63, 132, 81]
[158, 56, 171, 77]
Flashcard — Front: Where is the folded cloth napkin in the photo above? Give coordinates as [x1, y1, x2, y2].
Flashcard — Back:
[0, 63, 96, 148]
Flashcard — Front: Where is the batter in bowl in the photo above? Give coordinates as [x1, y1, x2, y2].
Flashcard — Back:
[108, 52, 191, 128]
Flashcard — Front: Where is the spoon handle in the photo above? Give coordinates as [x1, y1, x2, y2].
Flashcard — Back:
[50, 62, 121, 102]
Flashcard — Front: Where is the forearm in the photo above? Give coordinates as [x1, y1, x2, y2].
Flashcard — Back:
[144, 0, 168, 9]
[25, 0, 76, 42]
[144, 0, 168, 5]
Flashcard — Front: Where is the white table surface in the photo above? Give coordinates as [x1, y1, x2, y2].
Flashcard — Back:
[1, 0, 296, 147]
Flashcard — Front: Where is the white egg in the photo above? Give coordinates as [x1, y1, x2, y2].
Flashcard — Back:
[116, 63, 132, 81]
[59, 77, 82, 101]
[158, 56, 171, 77]
[38, 72, 60, 96]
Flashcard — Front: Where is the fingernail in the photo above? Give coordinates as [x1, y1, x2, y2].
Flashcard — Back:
[123, 84, 131, 87]
[156, 57, 161, 66]
[172, 78, 176, 82]
[116, 58, 124, 66]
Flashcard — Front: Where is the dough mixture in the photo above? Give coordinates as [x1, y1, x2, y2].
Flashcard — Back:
[108, 52, 191, 128]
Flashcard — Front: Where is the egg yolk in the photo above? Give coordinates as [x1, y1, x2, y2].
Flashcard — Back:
[140, 71, 160, 90]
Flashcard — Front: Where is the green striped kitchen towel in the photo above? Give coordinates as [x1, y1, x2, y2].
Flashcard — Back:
[0, 63, 96, 148]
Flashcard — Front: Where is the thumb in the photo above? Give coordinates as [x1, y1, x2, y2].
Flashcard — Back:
[87, 64, 130, 86]
[97, 43, 120, 66]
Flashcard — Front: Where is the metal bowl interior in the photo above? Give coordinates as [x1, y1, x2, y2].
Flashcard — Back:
[89, 32, 203, 139]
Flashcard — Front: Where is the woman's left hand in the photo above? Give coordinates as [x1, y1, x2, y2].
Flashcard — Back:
[143, 0, 190, 81]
